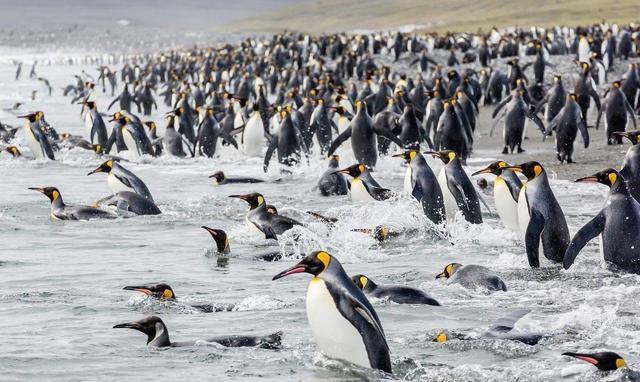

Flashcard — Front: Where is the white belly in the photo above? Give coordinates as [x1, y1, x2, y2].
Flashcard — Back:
[517, 188, 530, 241]
[438, 167, 458, 221]
[24, 125, 43, 160]
[84, 113, 93, 131]
[122, 128, 139, 157]
[107, 173, 133, 194]
[245, 216, 265, 237]
[403, 167, 413, 194]
[494, 177, 519, 231]
[242, 116, 264, 157]
[306, 278, 370, 368]
[350, 178, 375, 202]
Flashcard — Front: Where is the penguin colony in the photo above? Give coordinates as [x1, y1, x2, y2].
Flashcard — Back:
[4, 21, 640, 377]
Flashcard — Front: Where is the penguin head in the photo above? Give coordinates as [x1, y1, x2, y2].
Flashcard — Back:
[568, 93, 578, 102]
[614, 131, 640, 145]
[144, 121, 157, 131]
[266, 205, 278, 215]
[201, 226, 230, 253]
[472, 160, 510, 176]
[92, 144, 103, 154]
[436, 263, 462, 279]
[505, 161, 544, 181]
[579, 61, 590, 73]
[562, 352, 626, 371]
[29, 186, 62, 203]
[272, 250, 333, 280]
[575, 169, 622, 189]
[208, 171, 225, 185]
[83, 101, 96, 109]
[123, 283, 176, 300]
[4, 146, 21, 157]
[392, 150, 419, 163]
[229, 193, 266, 209]
[87, 160, 114, 175]
[426, 150, 457, 165]
[612, 80, 621, 89]
[351, 274, 377, 291]
[113, 316, 169, 346]
[432, 330, 449, 343]
[553, 74, 562, 83]
[334, 163, 366, 179]
[17, 112, 38, 123]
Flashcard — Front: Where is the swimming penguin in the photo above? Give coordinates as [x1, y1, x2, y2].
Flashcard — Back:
[335, 163, 394, 202]
[29, 187, 116, 220]
[545, 93, 589, 163]
[351, 274, 440, 306]
[596, 81, 637, 144]
[436, 263, 507, 292]
[393, 150, 445, 224]
[616, 131, 640, 201]
[427, 150, 483, 224]
[18, 112, 55, 160]
[273, 251, 392, 373]
[504, 162, 569, 267]
[562, 351, 628, 371]
[209, 171, 264, 186]
[472, 161, 522, 231]
[317, 154, 349, 196]
[433, 309, 544, 345]
[229, 193, 302, 239]
[201, 226, 285, 262]
[564, 169, 640, 274]
[123, 283, 232, 312]
[327, 100, 402, 168]
[114, 316, 282, 349]
[88, 160, 154, 202]
[3, 146, 21, 157]
[94, 191, 161, 216]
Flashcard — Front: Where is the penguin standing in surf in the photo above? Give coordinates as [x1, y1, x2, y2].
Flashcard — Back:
[564, 169, 640, 274]
[472, 160, 521, 231]
[504, 161, 569, 267]
[616, 131, 640, 202]
[18, 112, 55, 160]
[273, 251, 392, 373]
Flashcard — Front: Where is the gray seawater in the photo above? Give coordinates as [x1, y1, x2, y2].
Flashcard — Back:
[1, 51, 639, 382]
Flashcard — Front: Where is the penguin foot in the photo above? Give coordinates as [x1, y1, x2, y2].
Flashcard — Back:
[501, 147, 508, 154]
[517, 146, 525, 153]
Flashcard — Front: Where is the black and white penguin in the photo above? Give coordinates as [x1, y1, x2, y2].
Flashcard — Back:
[436, 263, 507, 292]
[88, 160, 154, 202]
[351, 274, 440, 305]
[317, 155, 349, 196]
[335, 163, 394, 202]
[472, 160, 522, 231]
[29, 186, 116, 220]
[229, 193, 302, 239]
[273, 251, 392, 373]
[564, 169, 640, 274]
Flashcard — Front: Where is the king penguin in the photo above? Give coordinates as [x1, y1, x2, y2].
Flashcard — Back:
[29, 186, 116, 220]
[427, 150, 482, 224]
[564, 169, 640, 274]
[505, 161, 569, 267]
[335, 163, 394, 202]
[88, 160, 154, 202]
[18, 112, 55, 160]
[273, 251, 392, 373]
[229, 193, 302, 239]
[393, 150, 445, 224]
[351, 274, 440, 305]
[616, 131, 640, 202]
[472, 160, 522, 231]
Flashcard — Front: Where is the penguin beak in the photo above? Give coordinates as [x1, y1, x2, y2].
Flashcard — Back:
[272, 260, 308, 280]
[332, 168, 350, 175]
[228, 194, 248, 201]
[435, 272, 447, 279]
[613, 132, 633, 142]
[503, 165, 522, 173]
[123, 286, 153, 295]
[391, 153, 406, 159]
[471, 167, 493, 176]
[87, 166, 102, 175]
[28, 187, 44, 194]
[575, 175, 599, 183]
[351, 228, 373, 234]
[201, 226, 223, 236]
[562, 353, 600, 366]
[113, 321, 145, 331]
[423, 151, 441, 158]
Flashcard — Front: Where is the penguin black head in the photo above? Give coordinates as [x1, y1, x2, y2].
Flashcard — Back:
[201, 226, 229, 253]
[373, 225, 391, 242]
[612, 80, 621, 89]
[505, 161, 544, 181]
[432, 330, 449, 343]
[392, 150, 419, 163]
[351, 274, 377, 291]
[425, 150, 457, 165]
[575, 169, 622, 189]
[553, 74, 562, 82]
[87, 160, 114, 175]
[4, 146, 21, 157]
[568, 93, 578, 102]
[266, 205, 278, 215]
[229, 193, 265, 209]
[328, 154, 340, 168]
[334, 163, 366, 179]
[144, 121, 157, 131]
[614, 131, 640, 145]
[579, 61, 590, 73]
[81, 101, 96, 109]
[113, 316, 169, 346]
[17, 112, 38, 123]
[472, 160, 510, 176]
[272, 250, 332, 280]
[123, 283, 176, 300]
[92, 144, 103, 154]
[29, 186, 62, 203]
[436, 263, 462, 279]
[208, 171, 225, 184]
[562, 351, 627, 371]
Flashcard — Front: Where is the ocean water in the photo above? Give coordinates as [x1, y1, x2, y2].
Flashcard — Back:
[1, 49, 639, 382]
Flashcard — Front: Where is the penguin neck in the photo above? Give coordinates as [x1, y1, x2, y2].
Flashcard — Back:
[51, 196, 65, 209]
[148, 322, 171, 347]
[610, 179, 630, 197]
[363, 280, 377, 292]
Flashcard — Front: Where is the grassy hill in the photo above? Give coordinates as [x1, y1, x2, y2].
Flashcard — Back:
[225, 0, 640, 34]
